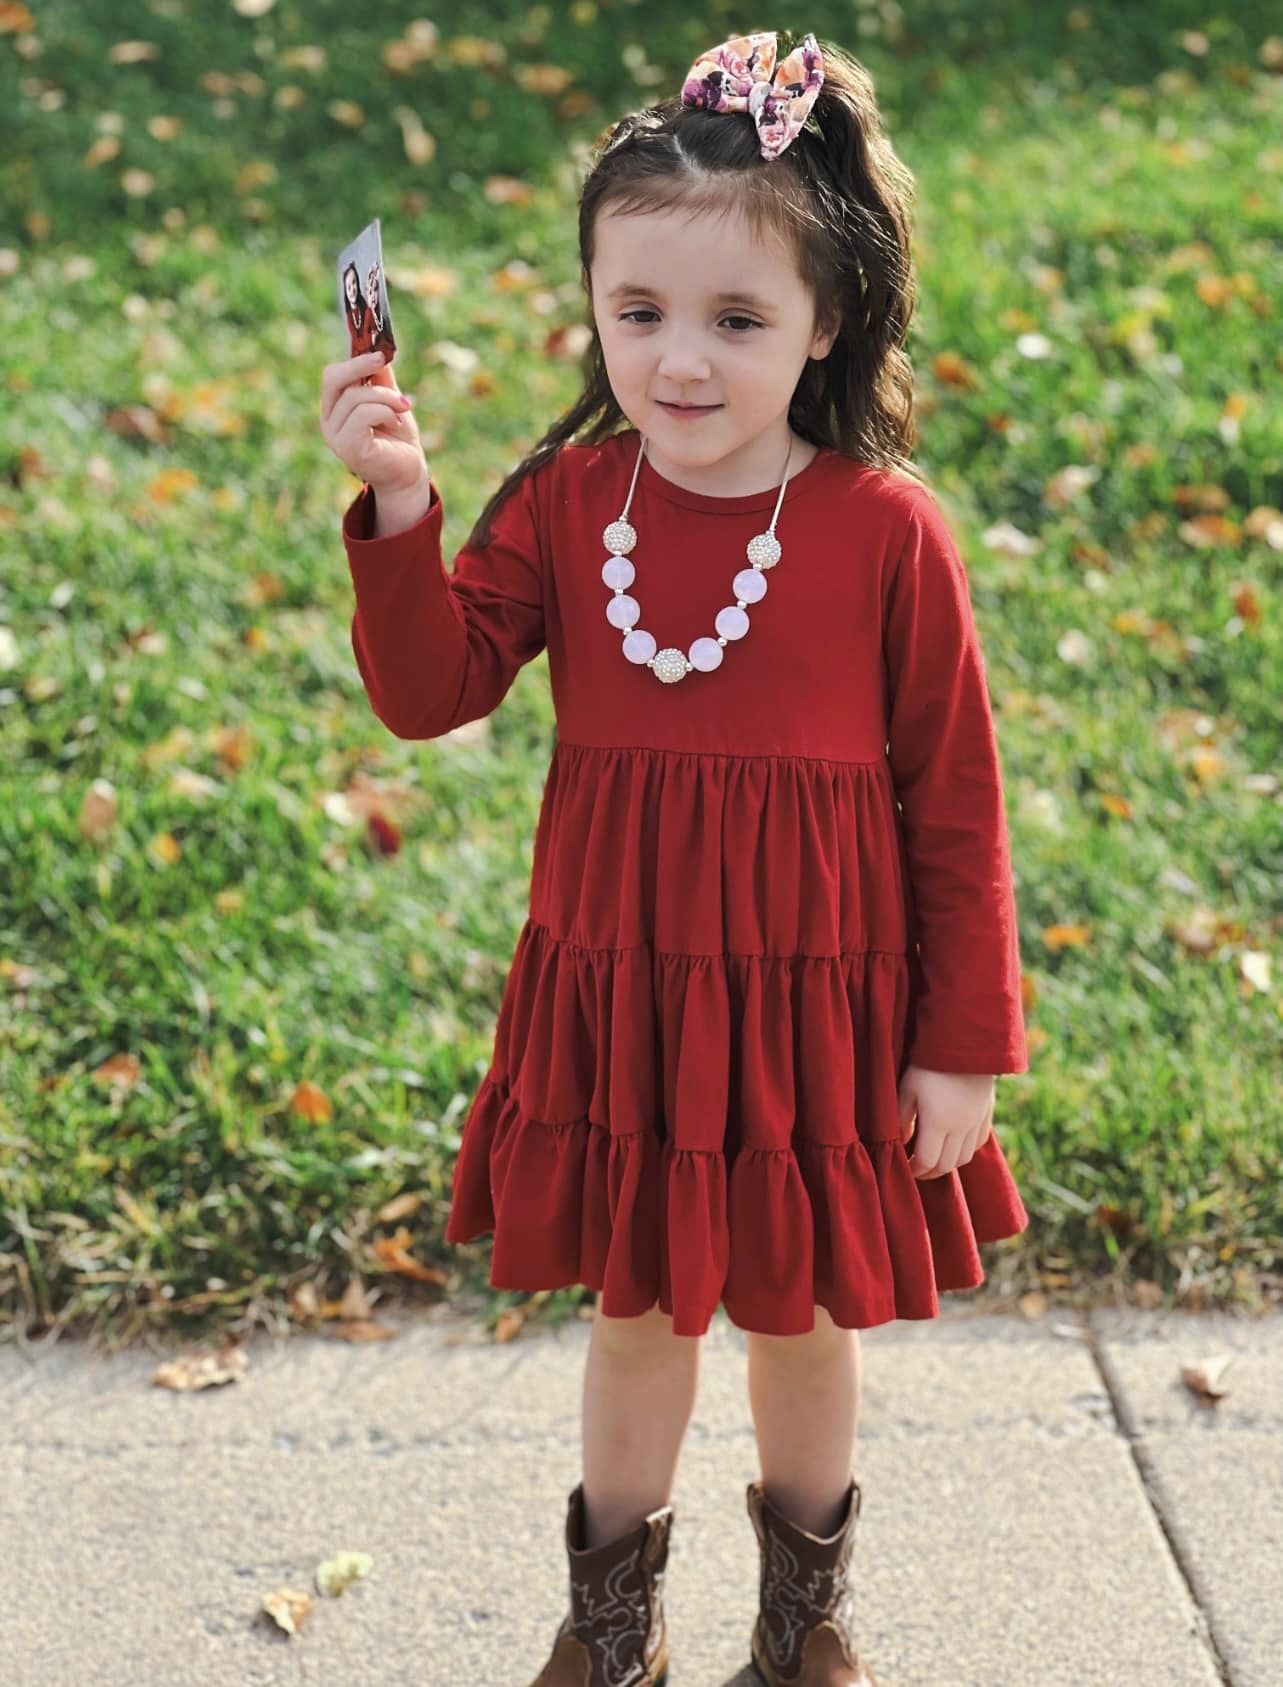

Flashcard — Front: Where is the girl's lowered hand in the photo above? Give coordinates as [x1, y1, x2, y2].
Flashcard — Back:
[897, 1066, 995, 1179]
[319, 349, 428, 500]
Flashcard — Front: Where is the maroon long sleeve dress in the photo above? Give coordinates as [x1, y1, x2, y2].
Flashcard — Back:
[342, 428, 1030, 1336]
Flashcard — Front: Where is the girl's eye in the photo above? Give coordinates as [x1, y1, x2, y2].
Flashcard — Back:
[618, 310, 763, 333]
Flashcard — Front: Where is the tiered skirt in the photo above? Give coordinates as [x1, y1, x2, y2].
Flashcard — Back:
[442, 741, 1028, 1336]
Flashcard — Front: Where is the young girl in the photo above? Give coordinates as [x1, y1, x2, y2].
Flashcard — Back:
[321, 29, 1029, 1687]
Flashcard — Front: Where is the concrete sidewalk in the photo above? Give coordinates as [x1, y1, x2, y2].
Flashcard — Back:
[1, 1299, 1278, 1686]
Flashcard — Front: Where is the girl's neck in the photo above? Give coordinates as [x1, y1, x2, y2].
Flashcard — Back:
[642, 425, 817, 500]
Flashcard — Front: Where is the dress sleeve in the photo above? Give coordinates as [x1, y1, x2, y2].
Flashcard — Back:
[342, 463, 548, 741]
[882, 489, 1029, 1076]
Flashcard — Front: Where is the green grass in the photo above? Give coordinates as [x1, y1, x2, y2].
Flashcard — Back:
[2, 1, 1281, 1347]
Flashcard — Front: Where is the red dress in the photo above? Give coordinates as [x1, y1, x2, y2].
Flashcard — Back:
[342, 429, 1030, 1337]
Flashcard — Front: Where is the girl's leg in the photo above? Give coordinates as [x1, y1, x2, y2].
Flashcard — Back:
[581, 1292, 701, 1548]
[745, 1304, 861, 1535]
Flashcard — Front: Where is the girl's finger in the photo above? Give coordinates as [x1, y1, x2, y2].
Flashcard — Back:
[326, 383, 411, 437]
[333, 401, 412, 458]
[320, 350, 392, 420]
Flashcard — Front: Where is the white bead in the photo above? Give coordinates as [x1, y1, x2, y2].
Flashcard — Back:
[715, 605, 750, 640]
[602, 555, 635, 589]
[652, 647, 689, 683]
[603, 519, 636, 554]
[606, 593, 640, 629]
[622, 628, 656, 663]
[747, 531, 781, 569]
[689, 636, 723, 671]
[734, 568, 767, 603]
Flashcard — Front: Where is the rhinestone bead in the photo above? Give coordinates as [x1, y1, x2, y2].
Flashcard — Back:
[603, 519, 636, 555]
[747, 531, 781, 569]
[651, 647, 690, 683]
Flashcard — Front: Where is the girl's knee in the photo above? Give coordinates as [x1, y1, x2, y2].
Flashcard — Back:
[592, 1293, 688, 1349]
[746, 1303, 853, 1358]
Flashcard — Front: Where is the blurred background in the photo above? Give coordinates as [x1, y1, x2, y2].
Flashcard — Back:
[1, 2, 1280, 1348]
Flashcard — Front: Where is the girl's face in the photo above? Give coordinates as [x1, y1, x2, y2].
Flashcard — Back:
[590, 202, 837, 494]
[345, 268, 358, 307]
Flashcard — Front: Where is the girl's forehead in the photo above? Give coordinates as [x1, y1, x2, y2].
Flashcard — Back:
[594, 202, 795, 268]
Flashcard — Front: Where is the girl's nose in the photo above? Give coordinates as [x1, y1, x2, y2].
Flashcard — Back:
[657, 348, 712, 379]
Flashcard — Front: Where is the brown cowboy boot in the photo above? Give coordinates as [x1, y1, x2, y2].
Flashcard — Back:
[746, 1475, 878, 1686]
[529, 1480, 674, 1686]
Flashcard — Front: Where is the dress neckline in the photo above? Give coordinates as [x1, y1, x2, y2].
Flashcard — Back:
[616, 428, 841, 516]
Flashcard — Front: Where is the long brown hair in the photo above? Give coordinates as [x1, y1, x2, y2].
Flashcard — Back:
[467, 32, 925, 550]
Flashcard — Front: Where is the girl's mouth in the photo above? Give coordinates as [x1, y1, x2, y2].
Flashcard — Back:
[658, 402, 721, 418]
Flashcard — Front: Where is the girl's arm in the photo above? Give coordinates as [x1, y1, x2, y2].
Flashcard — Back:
[342, 462, 549, 741]
[882, 489, 1028, 1076]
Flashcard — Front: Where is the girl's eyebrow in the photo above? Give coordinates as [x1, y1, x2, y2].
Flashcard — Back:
[606, 282, 775, 311]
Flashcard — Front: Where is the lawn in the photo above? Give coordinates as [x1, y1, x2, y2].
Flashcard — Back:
[1, 0, 1280, 1347]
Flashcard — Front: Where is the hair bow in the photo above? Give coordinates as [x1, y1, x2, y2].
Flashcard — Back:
[680, 30, 824, 161]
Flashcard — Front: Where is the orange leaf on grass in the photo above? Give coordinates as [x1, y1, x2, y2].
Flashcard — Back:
[371, 1229, 448, 1284]
[289, 1080, 332, 1123]
[1042, 923, 1092, 950]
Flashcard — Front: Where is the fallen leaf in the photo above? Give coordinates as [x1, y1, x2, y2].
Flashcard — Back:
[289, 1079, 332, 1123]
[262, 1587, 312, 1636]
[91, 1052, 141, 1091]
[153, 1343, 249, 1390]
[1042, 923, 1091, 950]
[78, 779, 118, 841]
[1179, 1353, 1233, 1405]
[316, 1551, 373, 1598]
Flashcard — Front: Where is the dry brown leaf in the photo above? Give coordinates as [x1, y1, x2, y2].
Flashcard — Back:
[289, 1080, 333, 1123]
[515, 64, 574, 96]
[108, 40, 159, 64]
[1166, 907, 1236, 954]
[1230, 582, 1261, 625]
[1098, 792, 1133, 819]
[262, 1587, 312, 1635]
[930, 351, 981, 390]
[331, 1319, 397, 1342]
[1179, 513, 1241, 548]
[92, 1052, 141, 1091]
[494, 1306, 527, 1343]
[339, 1277, 373, 1320]
[1042, 923, 1091, 950]
[208, 722, 254, 770]
[78, 779, 118, 841]
[146, 466, 199, 502]
[484, 174, 534, 206]
[371, 1229, 447, 1284]
[377, 1191, 423, 1224]
[153, 1343, 249, 1391]
[148, 831, 182, 866]
[82, 135, 122, 169]
[393, 106, 435, 165]
[1179, 1353, 1233, 1405]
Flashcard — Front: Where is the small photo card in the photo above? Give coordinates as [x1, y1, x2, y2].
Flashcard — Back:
[336, 217, 397, 361]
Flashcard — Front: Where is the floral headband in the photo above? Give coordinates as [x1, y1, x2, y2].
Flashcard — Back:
[680, 30, 824, 161]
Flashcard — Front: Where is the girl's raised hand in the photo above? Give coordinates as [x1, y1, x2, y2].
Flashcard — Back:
[319, 350, 428, 499]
